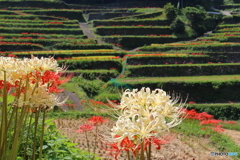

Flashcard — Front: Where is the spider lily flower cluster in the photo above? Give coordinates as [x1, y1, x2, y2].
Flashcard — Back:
[75, 116, 108, 158]
[105, 87, 186, 160]
[0, 56, 67, 108]
[0, 55, 69, 160]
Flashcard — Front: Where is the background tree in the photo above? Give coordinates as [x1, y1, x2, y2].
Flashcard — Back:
[170, 17, 185, 33]
[163, 2, 177, 21]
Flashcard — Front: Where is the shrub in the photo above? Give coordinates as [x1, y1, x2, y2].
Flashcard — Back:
[182, 7, 206, 26]
[170, 17, 185, 33]
[76, 78, 105, 98]
[19, 119, 97, 159]
[163, 3, 177, 21]
[68, 69, 119, 82]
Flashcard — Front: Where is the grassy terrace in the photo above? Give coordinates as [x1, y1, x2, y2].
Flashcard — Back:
[9, 49, 120, 54]
[0, 19, 79, 23]
[92, 19, 168, 27]
[0, 22, 80, 28]
[118, 75, 240, 83]
[0, 14, 66, 20]
[95, 26, 171, 35]
[0, 33, 87, 38]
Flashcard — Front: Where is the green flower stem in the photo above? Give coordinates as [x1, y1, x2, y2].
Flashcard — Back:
[140, 141, 145, 160]
[93, 125, 98, 155]
[84, 131, 90, 154]
[0, 71, 8, 158]
[23, 112, 34, 159]
[127, 150, 131, 160]
[147, 139, 151, 160]
[32, 109, 40, 160]
[9, 105, 30, 160]
[135, 147, 139, 160]
[39, 108, 46, 160]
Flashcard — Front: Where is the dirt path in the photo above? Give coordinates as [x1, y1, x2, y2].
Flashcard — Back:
[59, 90, 83, 111]
[79, 22, 97, 39]
[79, 22, 124, 51]
[221, 11, 232, 16]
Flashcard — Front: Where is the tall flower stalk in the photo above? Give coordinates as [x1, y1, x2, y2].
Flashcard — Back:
[0, 56, 69, 160]
[105, 87, 186, 160]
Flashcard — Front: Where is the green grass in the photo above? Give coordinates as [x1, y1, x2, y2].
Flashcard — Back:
[46, 110, 111, 119]
[173, 119, 240, 159]
[223, 0, 235, 5]
[221, 121, 240, 131]
[134, 8, 163, 13]
[0, 95, 15, 103]
[118, 75, 240, 83]
[72, 56, 116, 59]
[60, 80, 89, 101]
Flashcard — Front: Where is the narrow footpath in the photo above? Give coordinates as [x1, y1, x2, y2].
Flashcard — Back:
[79, 22, 124, 51]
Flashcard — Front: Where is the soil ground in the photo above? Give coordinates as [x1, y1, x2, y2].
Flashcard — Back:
[54, 119, 239, 160]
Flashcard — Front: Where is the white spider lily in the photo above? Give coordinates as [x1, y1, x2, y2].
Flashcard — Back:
[107, 87, 186, 149]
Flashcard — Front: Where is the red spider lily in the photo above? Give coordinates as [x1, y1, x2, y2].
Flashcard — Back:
[40, 71, 72, 93]
[103, 136, 138, 160]
[19, 37, 33, 39]
[213, 125, 225, 132]
[182, 109, 213, 120]
[88, 116, 107, 126]
[56, 57, 62, 60]
[105, 135, 172, 160]
[8, 54, 17, 57]
[26, 70, 72, 93]
[89, 99, 106, 106]
[200, 119, 222, 125]
[159, 34, 171, 36]
[223, 121, 237, 124]
[27, 108, 37, 113]
[196, 112, 213, 121]
[182, 109, 232, 132]
[150, 136, 172, 150]
[75, 124, 95, 133]
[0, 41, 43, 47]
[120, 136, 136, 151]
[188, 101, 195, 104]
[103, 140, 121, 160]
[119, 74, 124, 78]
[48, 86, 64, 93]
[0, 80, 16, 95]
